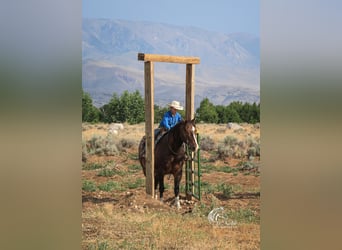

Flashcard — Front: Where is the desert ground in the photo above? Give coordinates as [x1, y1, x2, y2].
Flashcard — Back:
[82, 122, 260, 249]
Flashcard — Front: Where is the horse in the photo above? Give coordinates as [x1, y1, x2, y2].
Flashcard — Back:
[138, 118, 199, 208]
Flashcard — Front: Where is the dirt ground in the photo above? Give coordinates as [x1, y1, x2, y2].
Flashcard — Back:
[82, 122, 260, 249]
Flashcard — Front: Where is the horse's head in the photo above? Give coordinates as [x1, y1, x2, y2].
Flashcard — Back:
[180, 118, 199, 152]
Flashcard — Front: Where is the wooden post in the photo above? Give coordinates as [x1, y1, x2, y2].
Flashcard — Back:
[185, 64, 195, 120]
[144, 61, 154, 197]
[185, 64, 195, 200]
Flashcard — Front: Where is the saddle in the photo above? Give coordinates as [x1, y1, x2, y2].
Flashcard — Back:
[140, 128, 168, 158]
[154, 127, 168, 145]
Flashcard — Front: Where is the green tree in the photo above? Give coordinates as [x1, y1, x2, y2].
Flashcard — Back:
[224, 106, 242, 123]
[118, 91, 131, 122]
[240, 102, 251, 122]
[216, 104, 242, 123]
[229, 101, 243, 117]
[99, 90, 145, 124]
[126, 90, 145, 124]
[100, 93, 120, 123]
[82, 90, 100, 123]
[215, 105, 227, 123]
[249, 102, 260, 123]
[154, 105, 168, 124]
[196, 98, 218, 123]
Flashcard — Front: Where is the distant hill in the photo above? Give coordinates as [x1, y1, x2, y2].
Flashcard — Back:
[82, 18, 260, 108]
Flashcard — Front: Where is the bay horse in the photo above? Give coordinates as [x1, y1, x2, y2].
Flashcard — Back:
[138, 118, 199, 208]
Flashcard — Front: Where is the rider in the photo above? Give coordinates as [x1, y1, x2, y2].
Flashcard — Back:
[155, 100, 184, 143]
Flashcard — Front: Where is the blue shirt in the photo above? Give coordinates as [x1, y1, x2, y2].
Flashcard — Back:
[159, 110, 182, 131]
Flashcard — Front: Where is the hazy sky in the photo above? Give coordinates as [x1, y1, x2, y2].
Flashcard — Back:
[83, 0, 259, 35]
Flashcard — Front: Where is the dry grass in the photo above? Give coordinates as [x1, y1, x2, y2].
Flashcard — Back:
[82, 122, 260, 249]
[82, 204, 259, 249]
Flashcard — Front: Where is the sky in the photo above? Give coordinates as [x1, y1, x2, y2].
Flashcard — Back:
[83, 0, 259, 36]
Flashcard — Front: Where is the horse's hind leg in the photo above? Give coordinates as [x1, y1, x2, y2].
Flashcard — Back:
[154, 175, 158, 200]
[158, 174, 165, 202]
[173, 171, 182, 209]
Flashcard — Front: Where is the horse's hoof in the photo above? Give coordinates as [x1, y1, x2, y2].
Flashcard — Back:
[173, 196, 181, 209]
[174, 200, 181, 209]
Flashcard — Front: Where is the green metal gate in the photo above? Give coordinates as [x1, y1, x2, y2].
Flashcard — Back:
[185, 133, 201, 200]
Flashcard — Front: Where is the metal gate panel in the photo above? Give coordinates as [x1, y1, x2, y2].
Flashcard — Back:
[185, 133, 201, 200]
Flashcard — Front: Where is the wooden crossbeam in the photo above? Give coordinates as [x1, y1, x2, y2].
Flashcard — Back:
[138, 53, 200, 64]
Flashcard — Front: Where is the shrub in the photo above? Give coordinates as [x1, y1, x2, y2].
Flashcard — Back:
[226, 208, 259, 223]
[201, 164, 217, 173]
[97, 168, 125, 177]
[85, 135, 119, 156]
[247, 147, 257, 157]
[125, 178, 144, 189]
[128, 164, 141, 173]
[201, 181, 215, 194]
[246, 136, 259, 147]
[217, 145, 234, 159]
[82, 140, 88, 162]
[216, 128, 226, 133]
[237, 140, 246, 149]
[233, 128, 244, 134]
[238, 161, 260, 173]
[82, 162, 106, 170]
[223, 135, 238, 146]
[82, 180, 97, 192]
[234, 148, 245, 159]
[253, 123, 260, 129]
[200, 136, 216, 151]
[216, 183, 233, 198]
[255, 143, 260, 156]
[245, 136, 260, 157]
[220, 166, 238, 174]
[88, 241, 110, 250]
[98, 181, 123, 192]
[119, 138, 135, 149]
[217, 134, 261, 160]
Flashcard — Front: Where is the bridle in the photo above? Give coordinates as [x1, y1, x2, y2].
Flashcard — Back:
[166, 125, 197, 157]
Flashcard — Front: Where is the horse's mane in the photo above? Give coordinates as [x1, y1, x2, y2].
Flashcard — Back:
[156, 120, 185, 149]
[160, 120, 185, 140]
[169, 120, 185, 132]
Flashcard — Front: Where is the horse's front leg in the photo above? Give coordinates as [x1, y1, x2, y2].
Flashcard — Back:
[158, 173, 165, 202]
[173, 170, 182, 209]
[154, 175, 159, 200]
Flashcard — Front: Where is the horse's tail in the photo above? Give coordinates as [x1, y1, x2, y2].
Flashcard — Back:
[138, 136, 146, 176]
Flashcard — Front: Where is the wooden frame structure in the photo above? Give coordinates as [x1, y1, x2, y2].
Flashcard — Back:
[138, 53, 200, 198]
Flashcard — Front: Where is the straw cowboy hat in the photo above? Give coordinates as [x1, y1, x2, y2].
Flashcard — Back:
[168, 100, 184, 110]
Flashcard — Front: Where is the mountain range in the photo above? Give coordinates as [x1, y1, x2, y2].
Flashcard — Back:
[82, 18, 260, 108]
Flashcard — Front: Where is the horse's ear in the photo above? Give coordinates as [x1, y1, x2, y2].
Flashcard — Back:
[191, 117, 196, 124]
